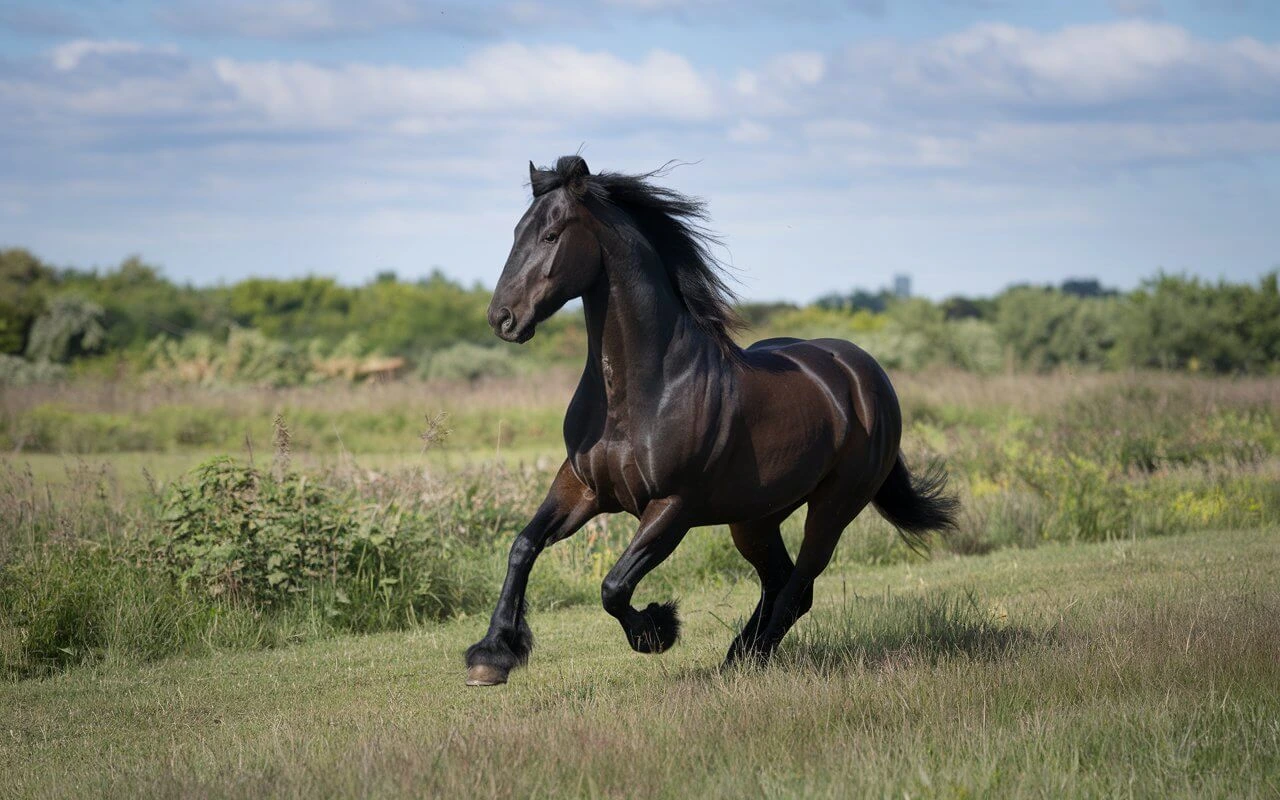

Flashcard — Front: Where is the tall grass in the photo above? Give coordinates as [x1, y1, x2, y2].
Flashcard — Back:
[2, 371, 1278, 679]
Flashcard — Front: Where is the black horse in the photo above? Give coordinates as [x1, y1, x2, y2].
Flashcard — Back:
[465, 156, 957, 685]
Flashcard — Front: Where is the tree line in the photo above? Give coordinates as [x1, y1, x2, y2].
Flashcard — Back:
[1, 247, 1277, 383]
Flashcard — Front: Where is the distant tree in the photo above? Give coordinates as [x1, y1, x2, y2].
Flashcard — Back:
[940, 296, 990, 320]
[59, 256, 218, 350]
[0, 248, 58, 354]
[815, 288, 890, 313]
[994, 287, 1118, 371]
[226, 276, 353, 341]
[1060, 278, 1116, 298]
[25, 296, 106, 363]
[1117, 272, 1280, 372]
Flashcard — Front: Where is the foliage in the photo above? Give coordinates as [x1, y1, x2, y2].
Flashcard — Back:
[58, 257, 216, 352]
[420, 342, 517, 383]
[0, 548, 206, 677]
[3, 371, 1279, 679]
[0, 249, 57, 355]
[154, 457, 484, 629]
[750, 300, 1004, 373]
[0, 355, 67, 387]
[3, 248, 1279, 381]
[23, 296, 106, 364]
[224, 270, 494, 355]
[1118, 272, 1280, 372]
[994, 287, 1119, 371]
[143, 328, 311, 387]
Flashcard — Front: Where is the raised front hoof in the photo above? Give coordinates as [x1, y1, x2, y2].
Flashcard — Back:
[465, 664, 509, 686]
[626, 601, 681, 654]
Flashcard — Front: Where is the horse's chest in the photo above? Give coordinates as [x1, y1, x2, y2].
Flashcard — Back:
[574, 440, 649, 516]
[571, 404, 655, 516]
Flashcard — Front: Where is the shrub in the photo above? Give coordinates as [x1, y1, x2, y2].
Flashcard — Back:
[144, 328, 310, 387]
[154, 457, 485, 628]
[0, 354, 67, 386]
[24, 296, 106, 364]
[420, 342, 517, 384]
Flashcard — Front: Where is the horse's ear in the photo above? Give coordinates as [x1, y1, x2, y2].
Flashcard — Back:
[529, 160, 537, 183]
[561, 155, 590, 181]
[555, 155, 590, 198]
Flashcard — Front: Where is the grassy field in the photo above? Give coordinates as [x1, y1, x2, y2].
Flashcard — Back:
[2, 370, 1279, 796]
[2, 526, 1277, 798]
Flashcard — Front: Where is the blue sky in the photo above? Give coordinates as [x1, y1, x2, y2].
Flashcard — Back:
[1, 0, 1277, 301]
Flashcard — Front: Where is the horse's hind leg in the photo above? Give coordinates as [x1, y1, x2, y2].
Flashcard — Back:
[724, 517, 794, 667]
[748, 486, 876, 663]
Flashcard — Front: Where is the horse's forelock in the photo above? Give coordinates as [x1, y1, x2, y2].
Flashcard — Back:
[529, 155, 592, 199]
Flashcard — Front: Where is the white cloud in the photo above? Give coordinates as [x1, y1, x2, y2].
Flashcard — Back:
[4, 21, 1280, 299]
[50, 39, 156, 71]
[211, 45, 715, 128]
[828, 21, 1280, 114]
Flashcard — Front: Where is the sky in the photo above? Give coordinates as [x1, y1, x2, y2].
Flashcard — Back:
[1, 0, 1278, 302]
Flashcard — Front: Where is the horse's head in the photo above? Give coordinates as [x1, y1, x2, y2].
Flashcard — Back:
[488, 156, 603, 343]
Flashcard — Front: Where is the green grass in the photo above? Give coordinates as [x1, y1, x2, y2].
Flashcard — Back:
[3, 527, 1277, 798]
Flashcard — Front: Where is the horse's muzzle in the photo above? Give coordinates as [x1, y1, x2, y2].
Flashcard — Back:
[489, 305, 535, 343]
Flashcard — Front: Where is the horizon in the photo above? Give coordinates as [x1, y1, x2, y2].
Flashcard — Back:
[16, 244, 1246, 307]
[2, 0, 1278, 302]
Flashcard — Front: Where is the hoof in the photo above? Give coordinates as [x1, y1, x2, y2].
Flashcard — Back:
[465, 664, 509, 686]
[627, 601, 681, 654]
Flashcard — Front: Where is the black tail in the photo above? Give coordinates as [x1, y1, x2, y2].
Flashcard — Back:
[873, 456, 960, 551]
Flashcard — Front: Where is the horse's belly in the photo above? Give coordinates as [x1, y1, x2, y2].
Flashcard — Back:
[697, 369, 860, 522]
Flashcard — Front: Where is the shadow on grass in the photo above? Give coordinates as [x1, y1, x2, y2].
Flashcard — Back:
[661, 590, 1045, 684]
[775, 589, 1044, 674]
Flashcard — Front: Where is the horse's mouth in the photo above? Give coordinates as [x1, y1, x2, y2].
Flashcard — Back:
[495, 324, 536, 344]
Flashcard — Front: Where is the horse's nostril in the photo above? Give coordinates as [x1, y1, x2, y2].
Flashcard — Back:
[498, 307, 515, 332]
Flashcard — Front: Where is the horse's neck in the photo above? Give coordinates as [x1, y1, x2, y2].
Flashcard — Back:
[581, 248, 717, 418]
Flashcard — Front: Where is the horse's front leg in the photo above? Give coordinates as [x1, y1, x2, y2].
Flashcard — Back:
[465, 462, 599, 686]
[601, 497, 690, 653]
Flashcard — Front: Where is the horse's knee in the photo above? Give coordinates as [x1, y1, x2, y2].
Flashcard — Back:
[600, 575, 630, 617]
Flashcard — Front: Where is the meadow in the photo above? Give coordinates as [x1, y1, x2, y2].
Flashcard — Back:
[2, 369, 1278, 796]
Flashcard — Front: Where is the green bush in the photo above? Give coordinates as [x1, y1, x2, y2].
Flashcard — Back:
[995, 287, 1119, 371]
[1117, 273, 1280, 372]
[23, 296, 107, 364]
[154, 457, 485, 629]
[0, 354, 67, 386]
[419, 342, 517, 383]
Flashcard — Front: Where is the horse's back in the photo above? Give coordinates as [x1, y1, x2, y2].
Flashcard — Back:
[744, 336, 888, 384]
[741, 334, 900, 444]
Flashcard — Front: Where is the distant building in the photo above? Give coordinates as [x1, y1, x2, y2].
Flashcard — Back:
[892, 273, 911, 299]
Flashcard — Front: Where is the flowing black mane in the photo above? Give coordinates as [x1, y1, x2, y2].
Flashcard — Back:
[531, 155, 744, 357]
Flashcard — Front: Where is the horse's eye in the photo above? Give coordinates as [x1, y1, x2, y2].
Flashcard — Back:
[542, 232, 559, 243]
